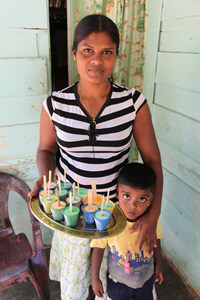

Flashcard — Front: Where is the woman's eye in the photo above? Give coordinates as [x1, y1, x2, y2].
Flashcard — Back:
[139, 197, 146, 203]
[123, 194, 130, 200]
[84, 48, 92, 53]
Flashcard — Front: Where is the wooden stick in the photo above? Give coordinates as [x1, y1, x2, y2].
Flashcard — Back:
[106, 189, 110, 207]
[58, 176, 61, 192]
[64, 169, 66, 185]
[55, 188, 60, 207]
[69, 191, 72, 212]
[73, 182, 76, 201]
[88, 190, 93, 209]
[91, 180, 97, 203]
[48, 182, 50, 200]
[48, 170, 52, 188]
[43, 175, 47, 192]
[101, 195, 104, 216]
[77, 176, 80, 194]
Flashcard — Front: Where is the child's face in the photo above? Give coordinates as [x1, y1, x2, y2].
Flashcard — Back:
[118, 183, 154, 222]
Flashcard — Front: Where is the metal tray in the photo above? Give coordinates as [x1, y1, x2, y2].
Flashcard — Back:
[30, 197, 127, 239]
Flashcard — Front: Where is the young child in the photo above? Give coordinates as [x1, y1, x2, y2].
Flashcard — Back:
[90, 162, 164, 300]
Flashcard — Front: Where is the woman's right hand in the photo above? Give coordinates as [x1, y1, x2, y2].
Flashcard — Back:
[28, 177, 43, 198]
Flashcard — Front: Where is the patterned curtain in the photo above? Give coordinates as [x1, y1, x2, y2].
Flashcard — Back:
[67, 0, 148, 91]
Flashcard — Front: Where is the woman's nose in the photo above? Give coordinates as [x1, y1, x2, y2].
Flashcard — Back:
[91, 53, 103, 64]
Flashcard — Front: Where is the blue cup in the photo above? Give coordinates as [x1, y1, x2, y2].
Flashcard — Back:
[81, 204, 99, 224]
[94, 210, 112, 231]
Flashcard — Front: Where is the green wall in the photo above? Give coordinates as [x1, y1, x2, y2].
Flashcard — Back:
[143, 0, 200, 296]
[0, 0, 53, 245]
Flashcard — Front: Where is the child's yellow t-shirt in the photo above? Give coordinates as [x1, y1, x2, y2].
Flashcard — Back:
[90, 217, 164, 289]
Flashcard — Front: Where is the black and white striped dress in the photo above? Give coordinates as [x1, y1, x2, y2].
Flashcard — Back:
[44, 82, 146, 200]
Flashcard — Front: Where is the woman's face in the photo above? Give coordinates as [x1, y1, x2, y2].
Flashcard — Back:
[73, 31, 117, 85]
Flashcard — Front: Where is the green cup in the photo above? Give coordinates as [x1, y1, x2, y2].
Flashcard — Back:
[62, 206, 80, 227]
[49, 201, 66, 221]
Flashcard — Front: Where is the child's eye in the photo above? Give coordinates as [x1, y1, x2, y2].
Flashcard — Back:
[104, 50, 112, 55]
[139, 197, 146, 203]
[123, 194, 130, 200]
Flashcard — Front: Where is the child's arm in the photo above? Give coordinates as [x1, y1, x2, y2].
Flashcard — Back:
[92, 247, 105, 298]
[153, 239, 163, 284]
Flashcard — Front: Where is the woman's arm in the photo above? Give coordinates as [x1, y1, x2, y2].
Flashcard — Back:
[92, 247, 105, 298]
[28, 107, 57, 197]
[131, 102, 163, 256]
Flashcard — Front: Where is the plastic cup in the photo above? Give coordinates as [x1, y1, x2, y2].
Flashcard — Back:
[56, 189, 68, 202]
[42, 182, 58, 191]
[62, 206, 80, 227]
[94, 210, 112, 231]
[72, 188, 88, 201]
[83, 194, 103, 205]
[39, 189, 53, 207]
[81, 204, 99, 224]
[66, 195, 82, 208]
[49, 201, 66, 221]
[61, 182, 72, 191]
[40, 195, 57, 214]
[98, 200, 115, 213]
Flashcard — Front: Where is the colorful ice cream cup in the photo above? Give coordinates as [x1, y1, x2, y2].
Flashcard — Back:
[66, 195, 82, 208]
[49, 201, 66, 221]
[83, 194, 103, 205]
[98, 200, 115, 213]
[42, 182, 58, 191]
[81, 203, 99, 224]
[61, 182, 72, 191]
[94, 210, 112, 231]
[40, 195, 57, 214]
[56, 189, 68, 202]
[62, 206, 80, 227]
[72, 188, 88, 201]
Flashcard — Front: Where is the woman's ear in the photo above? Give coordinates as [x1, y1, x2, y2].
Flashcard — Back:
[72, 50, 76, 61]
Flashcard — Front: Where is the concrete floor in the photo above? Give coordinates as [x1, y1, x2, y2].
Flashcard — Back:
[0, 249, 197, 300]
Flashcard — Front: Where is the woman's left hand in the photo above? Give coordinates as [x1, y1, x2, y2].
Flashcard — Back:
[129, 212, 158, 258]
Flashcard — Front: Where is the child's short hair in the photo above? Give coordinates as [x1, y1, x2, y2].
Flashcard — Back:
[118, 162, 156, 192]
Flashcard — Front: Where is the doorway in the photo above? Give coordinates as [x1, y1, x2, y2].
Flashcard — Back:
[49, 0, 68, 91]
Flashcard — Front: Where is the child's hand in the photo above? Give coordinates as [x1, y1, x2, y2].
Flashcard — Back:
[28, 177, 43, 198]
[154, 264, 163, 284]
[92, 278, 104, 298]
[129, 213, 157, 258]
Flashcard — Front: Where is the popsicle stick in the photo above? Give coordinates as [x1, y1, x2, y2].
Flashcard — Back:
[88, 190, 93, 209]
[58, 176, 61, 192]
[48, 170, 52, 188]
[77, 176, 80, 194]
[101, 195, 104, 216]
[73, 182, 76, 201]
[91, 180, 97, 203]
[106, 189, 110, 207]
[48, 184, 50, 200]
[55, 188, 60, 207]
[64, 169, 66, 185]
[69, 191, 72, 212]
[43, 175, 47, 192]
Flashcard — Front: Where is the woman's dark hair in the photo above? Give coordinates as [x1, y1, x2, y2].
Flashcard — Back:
[72, 14, 119, 55]
[118, 162, 156, 192]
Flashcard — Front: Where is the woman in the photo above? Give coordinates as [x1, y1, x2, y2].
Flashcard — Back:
[29, 14, 163, 300]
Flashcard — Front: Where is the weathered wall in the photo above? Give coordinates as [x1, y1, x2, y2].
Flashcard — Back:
[0, 0, 53, 245]
[143, 0, 200, 295]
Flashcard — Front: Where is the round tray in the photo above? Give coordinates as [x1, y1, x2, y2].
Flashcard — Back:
[30, 197, 127, 239]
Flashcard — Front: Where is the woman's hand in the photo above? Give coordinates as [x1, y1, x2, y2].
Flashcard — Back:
[129, 212, 158, 258]
[28, 177, 43, 198]
[92, 278, 104, 298]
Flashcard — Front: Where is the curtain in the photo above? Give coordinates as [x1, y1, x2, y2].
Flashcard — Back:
[67, 0, 148, 91]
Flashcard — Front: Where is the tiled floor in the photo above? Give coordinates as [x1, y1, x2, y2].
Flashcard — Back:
[0, 249, 197, 300]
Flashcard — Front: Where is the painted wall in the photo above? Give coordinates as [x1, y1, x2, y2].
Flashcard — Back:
[0, 0, 53, 245]
[143, 0, 200, 296]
